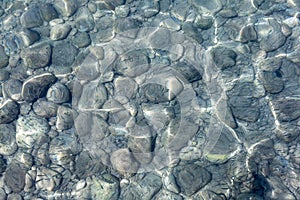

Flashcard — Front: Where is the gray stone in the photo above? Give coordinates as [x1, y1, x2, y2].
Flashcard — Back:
[139, 83, 170, 103]
[75, 7, 95, 32]
[72, 32, 91, 48]
[0, 188, 6, 200]
[114, 17, 141, 35]
[19, 29, 40, 47]
[3, 79, 22, 101]
[182, 22, 203, 44]
[54, 0, 78, 17]
[20, 7, 43, 28]
[258, 57, 282, 71]
[115, 50, 150, 78]
[33, 98, 58, 118]
[114, 76, 138, 100]
[236, 193, 264, 200]
[39, 3, 58, 22]
[50, 24, 71, 41]
[0, 156, 6, 174]
[194, 15, 213, 30]
[110, 148, 139, 174]
[141, 1, 160, 18]
[4, 162, 27, 192]
[16, 116, 50, 148]
[174, 164, 212, 196]
[101, 0, 125, 10]
[78, 82, 107, 110]
[260, 71, 284, 94]
[21, 43, 52, 69]
[239, 24, 257, 43]
[52, 41, 78, 67]
[273, 99, 300, 122]
[21, 73, 57, 102]
[0, 69, 9, 81]
[211, 46, 237, 70]
[75, 54, 99, 81]
[91, 15, 115, 43]
[229, 96, 260, 122]
[0, 124, 18, 155]
[0, 45, 9, 69]
[46, 82, 70, 104]
[189, 0, 222, 13]
[0, 100, 19, 124]
[35, 167, 62, 191]
[56, 106, 74, 130]
[149, 28, 171, 50]
[115, 5, 130, 17]
[172, 61, 202, 82]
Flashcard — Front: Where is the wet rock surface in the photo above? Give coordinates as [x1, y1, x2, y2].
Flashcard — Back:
[0, 0, 299, 199]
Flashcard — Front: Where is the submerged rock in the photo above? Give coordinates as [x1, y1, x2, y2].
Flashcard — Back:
[0, 124, 18, 155]
[0, 100, 19, 124]
[21, 43, 52, 69]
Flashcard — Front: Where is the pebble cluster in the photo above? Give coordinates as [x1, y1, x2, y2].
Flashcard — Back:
[0, 0, 300, 199]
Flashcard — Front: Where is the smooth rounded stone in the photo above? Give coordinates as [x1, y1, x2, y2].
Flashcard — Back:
[46, 82, 70, 104]
[21, 73, 57, 102]
[75, 112, 109, 146]
[56, 106, 74, 131]
[188, 0, 222, 14]
[33, 98, 58, 118]
[229, 96, 260, 122]
[50, 24, 71, 40]
[273, 99, 300, 122]
[19, 29, 40, 47]
[7, 193, 23, 200]
[115, 5, 130, 17]
[0, 124, 18, 155]
[75, 7, 95, 32]
[75, 54, 99, 81]
[114, 17, 141, 37]
[0, 188, 6, 200]
[256, 19, 286, 52]
[39, 3, 58, 21]
[0, 45, 9, 69]
[128, 125, 154, 164]
[0, 100, 19, 124]
[78, 82, 107, 110]
[114, 76, 138, 99]
[21, 43, 52, 69]
[194, 15, 213, 30]
[141, 1, 160, 18]
[3, 79, 22, 101]
[35, 167, 62, 191]
[211, 46, 237, 70]
[173, 164, 212, 196]
[72, 32, 91, 48]
[115, 50, 150, 78]
[4, 162, 27, 192]
[172, 61, 202, 83]
[20, 7, 43, 28]
[52, 41, 78, 67]
[91, 15, 115, 43]
[149, 28, 171, 50]
[49, 133, 82, 165]
[54, 0, 78, 17]
[74, 151, 105, 178]
[139, 83, 170, 103]
[110, 148, 139, 174]
[0, 69, 9, 81]
[16, 116, 50, 148]
[259, 70, 284, 94]
[239, 24, 257, 43]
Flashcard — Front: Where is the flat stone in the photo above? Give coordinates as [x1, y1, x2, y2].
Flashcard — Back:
[75, 7, 95, 32]
[75, 54, 99, 81]
[0, 45, 9, 69]
[172, 61, 202, 82]
[56, 106, 74, 131]
[72, 32, 91, 48]
[91, 15, 115, 43]
[229, 96, 260, 122]
[20, 7, 43, 28]
[149, 28, 171, 50]
[174, 164, 212, 196]
[33, 98, 58, 118]
[114, 77, 138, 100]
[39, 3, 58, 22]
[115, 50, 150, 78]
[54, 0, 78, 17]
[21, 43, 51, 69]
[4, 162, 27, 192]
[52, 41, 78, 67]
[110, 148, 139, 174]
[0, 100, 19, 124]
[50, 24, 71, 41]
[46, 82, 70, 104]
[78, 82, 107, 110]
[16, 115, 50, 148]
[21, 73, 57, 102]
[211, 46, 237, 70]
[0, 124, 18, 155]
[273, 99, 300, 122]
[114, 17, 141, 37]
[239, 24, 257, 43]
